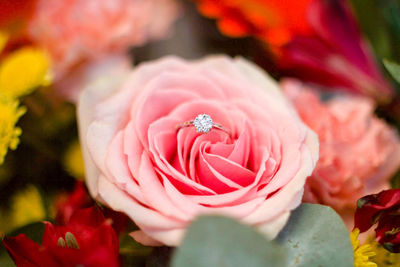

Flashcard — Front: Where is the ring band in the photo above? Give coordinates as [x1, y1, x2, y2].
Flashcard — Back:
[177, 114, 231, 135]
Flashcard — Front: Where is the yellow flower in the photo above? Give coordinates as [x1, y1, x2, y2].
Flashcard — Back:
[63, 140, 85, 179]
[0, 47, 52, 99]
[351, 228, 377, 267]
[369, 238, 400, 266]
[11, 185, 46, 230]
[0, 97, 26, 165]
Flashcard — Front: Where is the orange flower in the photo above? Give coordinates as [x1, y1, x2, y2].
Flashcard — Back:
[195, 0, 313, 46]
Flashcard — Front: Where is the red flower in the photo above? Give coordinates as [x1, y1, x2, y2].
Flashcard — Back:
[195, 0, 393, 102]
[3, 207, 120, 267]
[354, 189, 400, 253]
[276, 0, 392, 102]
[55, 181, 129, 236]
[55, 181, 93, 225]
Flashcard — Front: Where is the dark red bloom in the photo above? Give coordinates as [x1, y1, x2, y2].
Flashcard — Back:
[354, 189, 400, 253]
[3, 207, 120, 267]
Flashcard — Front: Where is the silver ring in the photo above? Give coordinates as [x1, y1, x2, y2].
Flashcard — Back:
[177, 114, 231, 135]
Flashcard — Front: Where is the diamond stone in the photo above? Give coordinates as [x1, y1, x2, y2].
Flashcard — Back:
[193, 114, 213, 133]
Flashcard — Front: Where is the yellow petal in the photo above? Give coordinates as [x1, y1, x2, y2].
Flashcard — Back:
[351, 229, 377, 267]
[11, 185, 46, 229]
[63, 140, 85, 179]
[0, 96, 26, 165]
[0, 47, 52, 98]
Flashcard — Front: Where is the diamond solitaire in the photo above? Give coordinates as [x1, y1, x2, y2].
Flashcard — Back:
[193, 114, 213, 133]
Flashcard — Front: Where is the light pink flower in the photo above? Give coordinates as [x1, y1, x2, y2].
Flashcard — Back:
[27, 0, 180, 80]
[78, 56, 318, 246]
[283, 79, 400, 213]
[55, 54, 132, 101]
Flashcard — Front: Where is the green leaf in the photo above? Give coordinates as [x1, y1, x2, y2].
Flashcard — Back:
[351, 0, 392, 60]
[275, 204, 353, 267]
[7, 222, 45, 244]
[0, 238, 14, 267]
[118, 233, 152, 266]
[390, 167, 400, 188]
[383, 59, 400, 84]
[0, 248, 14, 267]
[171, 216, 286, 267]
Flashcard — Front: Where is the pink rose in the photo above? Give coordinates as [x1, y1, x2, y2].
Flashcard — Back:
[28, 0, 180, 80]
[283, 79, 400, 214]
[78, 56, 319, 246]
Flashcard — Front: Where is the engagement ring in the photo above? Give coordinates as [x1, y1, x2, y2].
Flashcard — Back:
[177, 114, 230, 135]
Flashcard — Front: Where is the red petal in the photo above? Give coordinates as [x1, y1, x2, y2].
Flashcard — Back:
[2, 234, 58, 267]
[69, 206, 105, 228]
[55, 181, 93, 225]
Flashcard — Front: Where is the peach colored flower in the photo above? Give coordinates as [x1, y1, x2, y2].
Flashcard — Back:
[27, 0, 180, 80]
[78, 56, 318, 246]
[283, 79, 400, 213]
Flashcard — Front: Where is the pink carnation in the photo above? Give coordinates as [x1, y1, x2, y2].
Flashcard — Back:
[27, 0, 180, 79]
[283, 79, 400, 213]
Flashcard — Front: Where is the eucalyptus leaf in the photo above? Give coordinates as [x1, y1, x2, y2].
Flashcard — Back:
[275, 204, 353, 267]
[383, 59, 400, 84]
[171, 216, 286, 267]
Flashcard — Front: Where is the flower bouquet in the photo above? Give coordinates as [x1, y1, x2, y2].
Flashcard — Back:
[1, 0, 400, 266]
